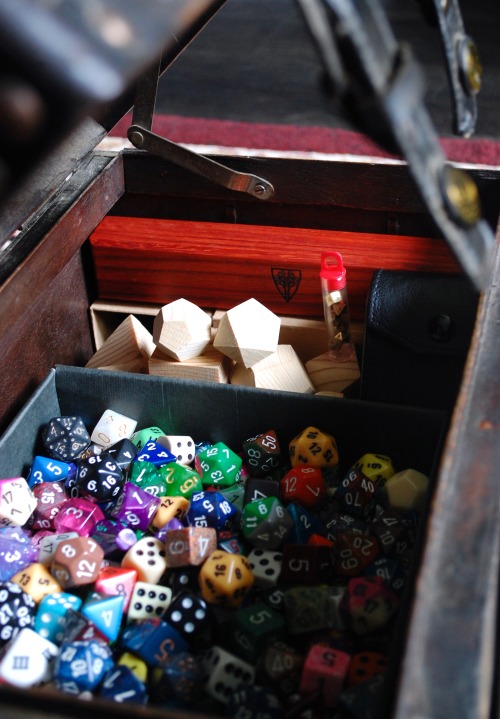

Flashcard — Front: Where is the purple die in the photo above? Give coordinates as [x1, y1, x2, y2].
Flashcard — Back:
[0, 527, 39, 581]
[92, 519, 138, 558]
[0, 581, 36, 648]
[135, 441, 176, 467]
[54, 638, 114, 694]
[52, 497, 105, 536]
[112, 482, 161, 531]
[154, 517, 184, 542]
[42, 416, 91, 462]
[185, 491, 238, 531]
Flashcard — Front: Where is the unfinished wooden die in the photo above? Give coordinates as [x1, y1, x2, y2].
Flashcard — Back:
[86, 314, 155, 372]
[230, 344, 315, 394]
[213, 298, 281, 368]
[153, 298, 212, 361]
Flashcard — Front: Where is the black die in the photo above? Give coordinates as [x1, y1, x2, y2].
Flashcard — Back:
[42, 416, 91, 461]
[164, 591, 211, 648]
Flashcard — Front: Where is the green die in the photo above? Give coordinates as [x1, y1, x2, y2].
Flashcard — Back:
[231, 601, 286, 662]
[241, 496, 293, 549]
[159, 462, 203, 499]
[129, 461, 167, 497]
[219, 482, 245, 512]
[130, 426, 165, 450]
[195, 442, 242, 488]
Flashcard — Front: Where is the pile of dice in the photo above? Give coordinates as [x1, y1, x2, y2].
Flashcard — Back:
[0, 408, 430, 718]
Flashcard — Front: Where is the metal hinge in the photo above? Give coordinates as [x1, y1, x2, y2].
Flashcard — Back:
[417, 0, 482, 137]
[296, 0, 494, 291]
[127, 61, 274, 200]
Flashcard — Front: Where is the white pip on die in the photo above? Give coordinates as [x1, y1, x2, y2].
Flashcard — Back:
[157, 435, 196, 465]
[0, 478, 37, 527]
[90, 409, 137, 449]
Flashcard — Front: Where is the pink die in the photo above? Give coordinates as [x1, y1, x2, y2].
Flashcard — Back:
[52, 497, 105, 536]
[300, 643, 351, 708]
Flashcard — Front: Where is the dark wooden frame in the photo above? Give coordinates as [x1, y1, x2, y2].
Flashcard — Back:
[0, 147, 499, 718]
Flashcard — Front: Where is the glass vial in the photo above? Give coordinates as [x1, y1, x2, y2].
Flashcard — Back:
[320, 251, 356, 361]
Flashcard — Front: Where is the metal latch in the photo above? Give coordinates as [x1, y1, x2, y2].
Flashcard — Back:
[417, 0, 482, 137]
[127, 61, 274, 200]
[296, 0, 494, 292]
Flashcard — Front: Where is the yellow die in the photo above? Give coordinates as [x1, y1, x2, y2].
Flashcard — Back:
[199, 550, 254, 607]
[11, 562, 62, 602]
[352, 453, 395, 485]
[289, 426, 339, 469]
[149, 495, 190, 532]
[383, 468, 429, 513]
[117, 652, 148, 683]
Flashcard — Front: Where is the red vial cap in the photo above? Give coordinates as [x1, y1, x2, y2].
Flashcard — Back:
[320, 252, 346, 290]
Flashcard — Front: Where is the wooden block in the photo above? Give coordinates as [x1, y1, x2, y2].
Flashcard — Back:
[230, 344, 315, 394]
[148, 346, 231, 384]
[89, 217, 460, 321]
[305, 351, 361, 394]
[86, 314, 155, 370]
[90, 301, 161, 350]
[153, 298, 212, 361]
[213, 298, 281, 368]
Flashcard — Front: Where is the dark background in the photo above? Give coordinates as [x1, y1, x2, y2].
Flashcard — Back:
[155, 0, 499, 140]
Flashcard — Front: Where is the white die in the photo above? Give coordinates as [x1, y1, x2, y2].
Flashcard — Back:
[38, 532, 79, 565]
[0, 478, 37, 527]
[247, 548, 283, 587]
[0, 627, 58, 687]
[121, 537, 167, 584]
[202, 646, 255, 704]
[157, 435, 196, 465]
[90, 409, 137, 448]
[127, 581, 172, 622]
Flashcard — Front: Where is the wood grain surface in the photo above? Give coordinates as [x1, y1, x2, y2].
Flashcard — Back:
[90, 216, 460, 322]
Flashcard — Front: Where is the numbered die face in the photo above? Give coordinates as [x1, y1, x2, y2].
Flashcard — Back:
[0, 627, 58, 688]
[136, 441, 176, 467]
[54, 639, 114, 693]
[0, 478, 37, 528]
[186, 491, 239, 531]
[194, 443, 242, 488]
[53, 497, 105, 537]
[106, 438, 138, 471]
[42, 416, 91, 462]
[243, 430, 282, 477]
[241, 497, 293, 550]
[289, 426, 339, 469]
[335, 529, 380, 577]
[340, 576, 399, 636]
[113, 482, 161, 531]
[351, 453, 395, 486]
[335, 467, 377, 519]
[157, 435, 196, 466]
[280, 465, 326, 509]
[52, 536, 104, 589]
[0, 581, 36, 648]
[164, 527, 217, 568]
[27, 456, 71, 488]
[76, 452, 124, 502]
[31, 481, 68, 531]
[90, 409, 137, 449]
[198, 550, 254, 608]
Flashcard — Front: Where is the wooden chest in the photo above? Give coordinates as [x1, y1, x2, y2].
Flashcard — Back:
[1, 4, 500, 719]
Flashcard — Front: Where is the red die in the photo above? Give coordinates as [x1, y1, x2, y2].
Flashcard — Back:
[280, 465, 326, 509]
[340, 576, 399, 636]
[299, 643, 351, 708]
[346, 650, 388, 686]
[335, 529, 379, 577]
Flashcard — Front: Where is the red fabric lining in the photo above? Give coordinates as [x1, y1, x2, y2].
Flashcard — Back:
[110, 112, 500, 166]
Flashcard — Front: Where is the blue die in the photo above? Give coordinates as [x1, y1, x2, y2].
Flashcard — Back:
[99, 665, 148, 704]
[54, 638, 114, 694]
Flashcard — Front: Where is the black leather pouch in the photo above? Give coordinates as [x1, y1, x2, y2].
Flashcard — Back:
[360, 270, 479, 411]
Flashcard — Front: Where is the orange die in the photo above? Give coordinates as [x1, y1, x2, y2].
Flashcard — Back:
[198, 550, 254, 607]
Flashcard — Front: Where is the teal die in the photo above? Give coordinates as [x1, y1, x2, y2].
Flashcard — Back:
[35, 592, 82, 644]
